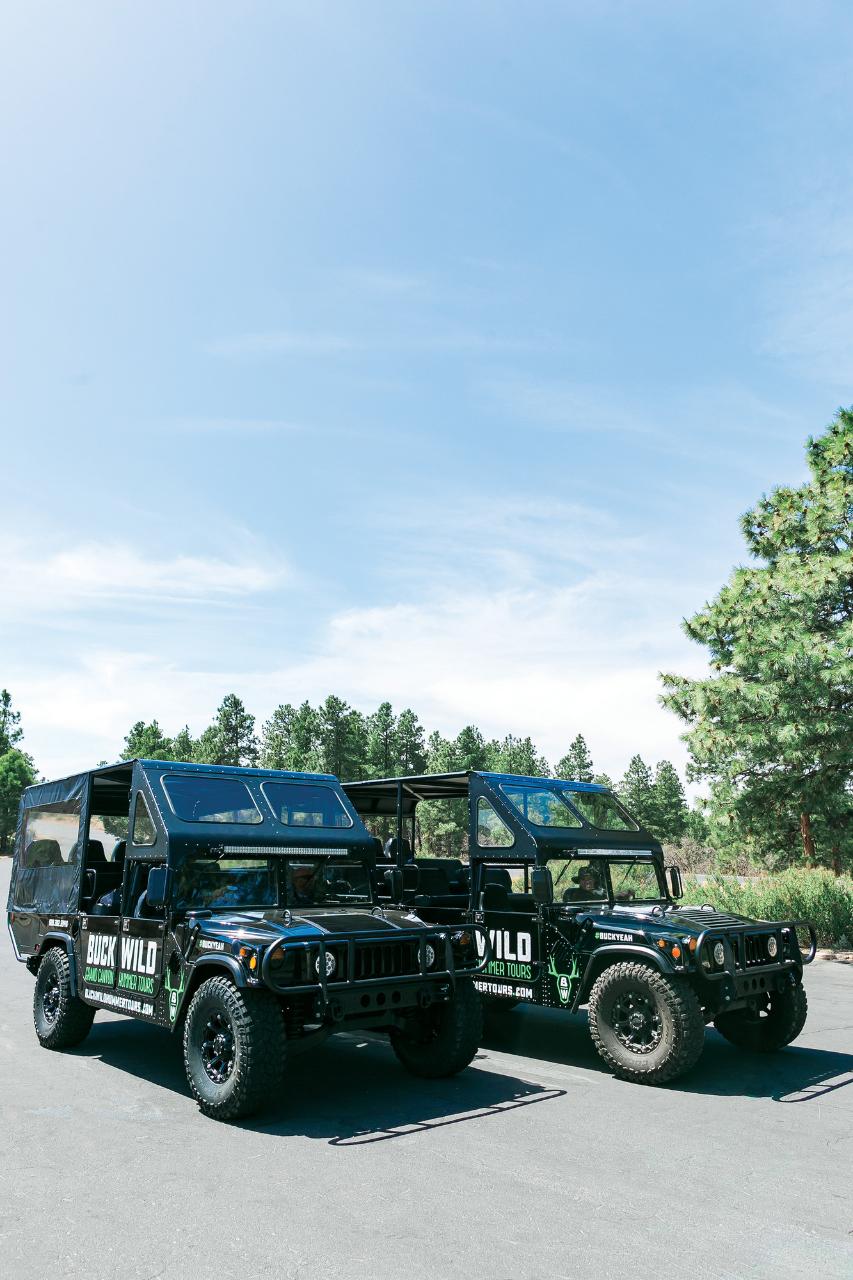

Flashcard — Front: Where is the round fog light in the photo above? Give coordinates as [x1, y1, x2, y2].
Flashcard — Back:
[767, 936, 778, 958]
[424, 944, 436, 968]
[315, 951, 336, 977]
[713, 941, 726, 967]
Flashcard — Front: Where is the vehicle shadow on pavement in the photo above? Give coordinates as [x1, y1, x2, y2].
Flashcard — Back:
[482, 1004, 853, 1104]
[676, 1031, 853, 1103]
[70, 1018, 566, 1142]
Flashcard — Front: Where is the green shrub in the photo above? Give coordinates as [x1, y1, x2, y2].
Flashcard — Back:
[682, 868, 853, 948]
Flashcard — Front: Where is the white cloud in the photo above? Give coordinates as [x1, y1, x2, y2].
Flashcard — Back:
[2, 538, 284, 613]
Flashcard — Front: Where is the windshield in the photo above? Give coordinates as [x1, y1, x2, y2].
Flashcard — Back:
[172, 857, 375, 910]
[174, 858, 278, 909]
[549, 856, 665, 904]
[284, 859, 372, 907]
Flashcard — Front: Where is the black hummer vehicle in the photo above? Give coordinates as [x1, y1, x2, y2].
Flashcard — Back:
[6, 760, 488, 1120]
[345, 771, 817, 1085]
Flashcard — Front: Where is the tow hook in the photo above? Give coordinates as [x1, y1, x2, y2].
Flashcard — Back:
[417, 990, 433, 1009]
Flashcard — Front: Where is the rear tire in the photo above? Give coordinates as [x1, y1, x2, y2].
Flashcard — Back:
[588, 961, 704, 1085]
[33, 947, 95, 1050]
[714, 983, 808, 1052]
[391, 979, 483, 1078]
[183, 977, 286, 1121]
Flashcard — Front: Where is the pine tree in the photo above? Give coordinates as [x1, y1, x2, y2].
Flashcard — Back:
[617, 755, 656, 829]
[555, 734, 594, 782]
[661, 409, 853, 869]
[652, 760, 688, 842]
[0, 690, 24, 754]
[316, 695, 366, 780]
[395, 708, 426, 775]
[366, 702, 398, 777]
[196, 695, 258, 767]
[172, 726, 196, 762]
[487, 734, 549, 776]
[122, 720, 174, 761]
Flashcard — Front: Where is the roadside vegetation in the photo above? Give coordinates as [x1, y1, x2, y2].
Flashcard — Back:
[683, 869, 853, 949]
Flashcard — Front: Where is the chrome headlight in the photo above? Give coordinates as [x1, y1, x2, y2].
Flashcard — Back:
[713, 941, 726, 967]
[767, 935, 778, 958]
[315, 950, 336, 977]
[424, 944, 436, 969]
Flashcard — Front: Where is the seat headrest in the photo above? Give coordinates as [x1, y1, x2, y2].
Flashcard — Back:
[86, 839, 107, 865]
[483, 882, 509, 910]
[482, 866, 512, 891]
[111, 840, 127, 865]
[383, 836, 412, 861]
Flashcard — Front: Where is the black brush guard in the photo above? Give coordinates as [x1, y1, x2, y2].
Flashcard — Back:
[693, 918, 817, 980]
[260, 924, 490, 1003]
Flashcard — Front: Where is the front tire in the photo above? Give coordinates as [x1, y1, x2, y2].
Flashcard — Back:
[390, 979, 483, 1078]
[714, 982, 808, 1052]
[183, 977, 286, 1121]
[588, 961, 704, 1085]
[33, 947, 95, 1050]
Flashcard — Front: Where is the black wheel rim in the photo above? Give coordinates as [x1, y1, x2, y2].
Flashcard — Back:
[200, 1012, 235, 1084]
[42, 973, 61, 1024]
[609, 989, 663, 1054]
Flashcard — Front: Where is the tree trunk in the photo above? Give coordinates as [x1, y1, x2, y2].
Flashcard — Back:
[800, 812, 816, 864]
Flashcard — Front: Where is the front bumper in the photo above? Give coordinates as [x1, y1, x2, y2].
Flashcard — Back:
[691, 918, 816, 1002]
[259, 924, 489, 1011]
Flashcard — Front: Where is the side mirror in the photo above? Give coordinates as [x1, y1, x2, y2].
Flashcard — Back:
[531, 867, 554, 906]
[146, 865, 172, 908]
[667, 865, 683, 900]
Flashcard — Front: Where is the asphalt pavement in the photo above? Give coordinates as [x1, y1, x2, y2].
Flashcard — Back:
[2, 857, 851, 1280]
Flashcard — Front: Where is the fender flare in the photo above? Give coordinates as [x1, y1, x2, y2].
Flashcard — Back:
[571, 943, 674, 1012]
[39, 932, 79, 995]
[187, 954, 247, 988]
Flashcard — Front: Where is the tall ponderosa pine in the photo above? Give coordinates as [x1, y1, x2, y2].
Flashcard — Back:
[122, 720, 175, 761]
[555, 733, 595, 782]
[661, 409, 853, 869]
[0, 689, 24, 755]
[617, 754, 657, 829]
[652, 760, 688, 842]
[0, 691, 36, 852]
[196, 694, 259, 767]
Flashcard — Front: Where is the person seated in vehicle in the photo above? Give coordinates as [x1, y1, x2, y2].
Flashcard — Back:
[563, 865, 606, 902]
[289, 862, 321, 907]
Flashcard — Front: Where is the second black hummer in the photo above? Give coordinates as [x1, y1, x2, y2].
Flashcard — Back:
[7, 760, 487, 1120]
[345, 771, 817, 1086]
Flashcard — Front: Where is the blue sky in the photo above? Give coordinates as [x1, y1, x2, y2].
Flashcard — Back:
[2, 2, 851, 783]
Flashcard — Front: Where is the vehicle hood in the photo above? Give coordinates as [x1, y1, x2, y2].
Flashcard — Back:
[560, 903, 765, 939]
[192, 905, 431, 947]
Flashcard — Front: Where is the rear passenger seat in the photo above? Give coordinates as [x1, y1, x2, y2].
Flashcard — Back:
[413, 859, 470, 908]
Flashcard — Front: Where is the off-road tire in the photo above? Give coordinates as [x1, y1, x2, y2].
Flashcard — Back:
[714, 982, 808, 1052]
[588, 961, 705, 1085]
[33, 947, 95, 1049]
[390, 978, 483, 1078]
[183, 977, 286, 1121]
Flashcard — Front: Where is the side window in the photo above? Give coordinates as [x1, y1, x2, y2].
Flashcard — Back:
[22, 807, 81, 867]
[132, 794, 156, 846]
[476, 798, 514, 849]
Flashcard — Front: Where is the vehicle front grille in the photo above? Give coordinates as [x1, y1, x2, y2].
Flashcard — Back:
[353, 939, 422, 980]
